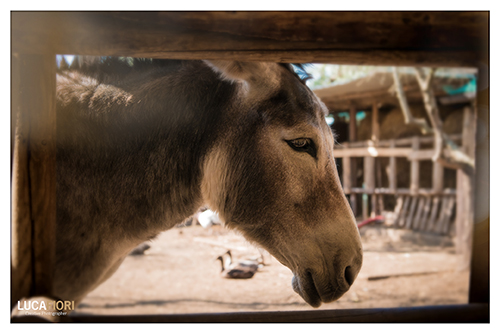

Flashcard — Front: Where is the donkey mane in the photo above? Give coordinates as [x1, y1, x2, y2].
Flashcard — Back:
[282, 63, 313, 85]
[58, 56, 311, 85]
[58, 56, 182, 82]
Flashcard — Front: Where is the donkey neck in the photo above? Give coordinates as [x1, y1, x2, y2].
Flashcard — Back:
[56, 60, 241, 236]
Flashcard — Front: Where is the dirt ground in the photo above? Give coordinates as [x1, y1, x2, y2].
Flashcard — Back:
[74, 223, 470, 316]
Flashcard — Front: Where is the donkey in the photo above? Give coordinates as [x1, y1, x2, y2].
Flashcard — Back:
[55, 58, 363, 308]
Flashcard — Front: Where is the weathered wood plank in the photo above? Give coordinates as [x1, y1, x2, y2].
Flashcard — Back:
[362, 193, 369, 221]
[407, 149, 441, 161]
[440, 197, 456, 235]
[371, 104, 381, 217]
[432, 159, 444, 194]
[350, 187, 456, 196]
[468, 65, 489, 303]
[419, 197, 433, 231]
[66, 304, 489, 323]
[405, 196, 419, 229]
[11, 55, 32, 307]
[388, 140, 397, 193]
[333, 147, 413, 158]
[435, 197, 451, 234]
[427, 197, 441, 232]
[456, 106, 477, 267]
[392, 196, 404, 226]
[371, 103, 380, 143]
[410, 137, 420, 195]
[377, 191, 385, 216]
[362, 153, 375, 219]
[342, 156, 351, 194]
[469, 219, 489, 303]
[337, 134, 462, 149]
[412, 197, 426, 230]
[364, 156, 375, 194]
[11, 54, 57, 303]
[398, 196, 410, 228]
[348, 107, 358, 215]
[11, 12, 488, 66]
[371, 194, 378, 217]
[28, 54, 57, 297]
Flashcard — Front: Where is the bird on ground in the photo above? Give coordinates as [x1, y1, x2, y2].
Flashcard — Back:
[216, 250, 259, 279]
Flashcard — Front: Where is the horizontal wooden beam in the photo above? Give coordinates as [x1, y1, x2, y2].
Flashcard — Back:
[66, 304, 488, 323]
[334, 146, 451, 160]
[335, 145, 461, 161]
[339, 134, 462, 148]
[12, 12, 488, 66]
[349, 187, 456, 196]
[334, 147, 413, 158]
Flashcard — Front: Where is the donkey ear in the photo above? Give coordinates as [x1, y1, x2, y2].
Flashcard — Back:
[204, 60, 279, 89]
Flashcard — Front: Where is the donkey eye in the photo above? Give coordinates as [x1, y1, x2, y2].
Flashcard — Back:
[286, 138, 317, 159]
[290, 138, 309, 148]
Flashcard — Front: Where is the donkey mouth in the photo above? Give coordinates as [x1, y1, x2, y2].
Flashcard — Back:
[292, 271, 347, 308]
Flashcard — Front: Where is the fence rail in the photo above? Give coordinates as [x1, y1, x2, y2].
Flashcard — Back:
[337, 133, 462, 148]
[336, 134, 464, 235]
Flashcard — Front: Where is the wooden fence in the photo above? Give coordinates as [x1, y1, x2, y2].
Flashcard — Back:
[11, 12, 488, 322]
[335, 133, 465, 235]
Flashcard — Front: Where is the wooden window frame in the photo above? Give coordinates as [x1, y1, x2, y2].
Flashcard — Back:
[11, 11, 489, 323]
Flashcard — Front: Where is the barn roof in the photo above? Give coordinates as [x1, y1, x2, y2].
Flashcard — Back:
[314, 71, 475, 113]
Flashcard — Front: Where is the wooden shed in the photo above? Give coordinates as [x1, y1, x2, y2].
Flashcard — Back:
[315, 71, 474, 113]
[11, 11, 489, 322]
[313, 71, 476, 240]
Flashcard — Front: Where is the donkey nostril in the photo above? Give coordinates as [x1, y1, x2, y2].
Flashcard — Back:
[344, 266, 354, 286]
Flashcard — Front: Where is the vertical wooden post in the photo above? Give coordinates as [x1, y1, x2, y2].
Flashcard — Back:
[342, 144, 351, 194]
[410, 137, 420, 195]
[469, 218, 489, 303]
[392, 196, 404, 226]
[405, 196, 419, 229]
[364, 154, 375, 218]
[11, 54, 32, 308]
[428, 137, 444, 234]
[413, 197, 426, 230]
[427, 196, 441, 232]
[361, 192, 369, 221]
[468, 62, 489, 303]
[441, 197, 456, 235]
[432, 159, 444, 194]
[371, 103, 380, 143]
[455, 106, 477, 270]
[388, 140, 397, 194]
[349, 104, 358, 216]
[436, 197, 452, 234]
[11, 53, 57, 307]
[419, 196, 433, 231]
[399, 196, 410, 228]
[371, 103, 380, 215]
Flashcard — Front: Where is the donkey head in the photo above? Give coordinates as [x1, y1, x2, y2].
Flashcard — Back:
[202, 61, 363, 307]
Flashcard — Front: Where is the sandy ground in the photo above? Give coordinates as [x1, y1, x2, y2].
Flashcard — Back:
[74, 223, 469, 316]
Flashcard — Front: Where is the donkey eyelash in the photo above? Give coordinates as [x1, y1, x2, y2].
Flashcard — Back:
[286, 138, 317, 159]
